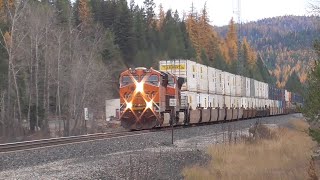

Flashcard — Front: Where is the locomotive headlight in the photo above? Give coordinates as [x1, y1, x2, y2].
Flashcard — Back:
[136, 82, 144, 93]
[126, 102, 133, 109]
[146, 101, 153, 109]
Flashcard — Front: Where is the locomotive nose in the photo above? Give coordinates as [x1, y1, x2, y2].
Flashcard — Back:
[120, 109, 158, 130]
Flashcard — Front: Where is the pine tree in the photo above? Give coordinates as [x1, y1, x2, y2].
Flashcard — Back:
[78, 0, 92, 26]
[226, 18, 238, 62]
[304, 40, 320, 124]
[285, 71, 303, 94]
[143, 0, 156, 27]
[113, 0, 135, 64]
[242, 37, 256, 66]
[55, 0, 71, 26]
[157, 3, 165, 30]
[186, 3, 200, 58]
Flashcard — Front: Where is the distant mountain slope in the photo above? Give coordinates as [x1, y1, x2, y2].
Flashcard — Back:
[216, 16, 320, 87]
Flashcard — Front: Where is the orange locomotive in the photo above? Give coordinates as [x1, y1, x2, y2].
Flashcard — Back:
[119, 67, 183, 130]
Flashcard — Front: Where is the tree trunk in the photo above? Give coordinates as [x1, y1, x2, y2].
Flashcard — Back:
[35, 37, 39, 131]
[1, 92, 5, 137]
[57, 34, 63, 136]
[11, 64, 23, 136]
[6, 63, 11, 137]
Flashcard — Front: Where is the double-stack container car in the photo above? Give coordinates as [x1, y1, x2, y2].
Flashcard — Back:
[119, 59, 303, 130]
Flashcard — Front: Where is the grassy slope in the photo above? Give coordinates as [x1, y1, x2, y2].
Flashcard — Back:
[183, 120, 317, 180]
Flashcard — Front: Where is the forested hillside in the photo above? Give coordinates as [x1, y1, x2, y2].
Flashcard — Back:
[0, 0, 311, 139]
[217, 16, 320, 88]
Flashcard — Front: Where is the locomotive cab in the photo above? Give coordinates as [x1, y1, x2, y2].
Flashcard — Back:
[119, 67, 169, 130]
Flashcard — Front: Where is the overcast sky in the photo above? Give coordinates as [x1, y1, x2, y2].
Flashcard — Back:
[132, 0, 310, 26]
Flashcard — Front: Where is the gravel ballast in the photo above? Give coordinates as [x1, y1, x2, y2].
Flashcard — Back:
[0, 114, 304, 179]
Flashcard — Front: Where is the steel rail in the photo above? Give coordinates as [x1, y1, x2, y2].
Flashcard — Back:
[0, 130, 151, 153]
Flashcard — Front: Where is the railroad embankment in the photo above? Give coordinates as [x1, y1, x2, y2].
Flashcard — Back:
[183, 119, 318, 180]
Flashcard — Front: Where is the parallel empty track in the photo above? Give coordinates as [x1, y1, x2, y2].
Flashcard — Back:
[0, 130, 152, 153]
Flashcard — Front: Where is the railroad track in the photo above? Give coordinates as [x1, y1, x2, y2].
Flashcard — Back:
[0, 130, 151, 153]
[0, 114, 296, 153]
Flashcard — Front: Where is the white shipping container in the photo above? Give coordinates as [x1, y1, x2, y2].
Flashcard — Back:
[208, 67, 217, 94]
[268, 100, 272, 108]
[208, 94, 215, 108]
[215, 94, 225, 108]
[232, 96, 241, 108]
[260, 83, 263, 98]
[230, 74, 236, 96]
[259, 82, 263, 98]
[198, 93, 210, 109]
[254, 80, 259, 98]
[240, 76, 246, 97]
[181, 91, 197, 110]
[197, 64, 208, 93]
[241, 97, 248, 108]
[285, 90, 290, 102]
[253, 98, 258, 108]
[246, 78, 251, 97]
[216, 70, 224, 95]
[261, 99, 266, 108]
[248, 98, 254, 108]
[256, 98, 262, 108]
[264, 83, 269, 99]
[159, 60, 197, 92]
[224, 72, 231, 96]
[224, 95, 232, 108]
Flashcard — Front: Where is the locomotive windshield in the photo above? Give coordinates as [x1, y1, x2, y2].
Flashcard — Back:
[168, 75, 175, 87]
[121, 75, 139, 86]
[146, 75, 159, 86]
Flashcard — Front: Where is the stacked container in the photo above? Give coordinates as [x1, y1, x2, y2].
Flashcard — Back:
[236, 75, 242, 96]
[216, 70, 224, 95]
[208, 67, 217, 94]
[250, 79, 255, 97]
[197, 64, 208, 93]
[241, 76, 246, 97]
[224, 72, 231, 96]
[230, 74, 236, 96]
[241, 97, 248, 108]
[198, 93, 209, 108]
[246, 78, 251, 97]
[215, 94, 225, 108]
[225, 95, 231, 108]
[181, 91, 197, 110]
[159, 60, 198, 92]
[264, 83, 269, 99]
[160, 59, 303, 112]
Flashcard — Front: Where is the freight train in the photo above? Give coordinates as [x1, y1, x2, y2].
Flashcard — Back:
[119, 60, 303, 130]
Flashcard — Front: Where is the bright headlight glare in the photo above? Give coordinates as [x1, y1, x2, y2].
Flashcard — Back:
[126, 102, 132, 109]
[146, 101, 153, 109]
[136, 82, 144, 93]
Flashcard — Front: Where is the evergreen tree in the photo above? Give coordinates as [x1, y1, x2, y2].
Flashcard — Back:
[304, 40, 320, 123]
[113, 0, 135, 64]
[157, 3, 165, 30]
[256, 55, 274, 83]
[78, 0, 92, 26]
[143, 0, 156, 27]
[226, 18, 238, 62]
[55, 0, 71, 26]
[285, 71, 303, 94]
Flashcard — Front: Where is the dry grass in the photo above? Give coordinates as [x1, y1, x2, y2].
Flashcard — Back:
[183, 120, 317, 180]
[290, 119, 310, 132]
